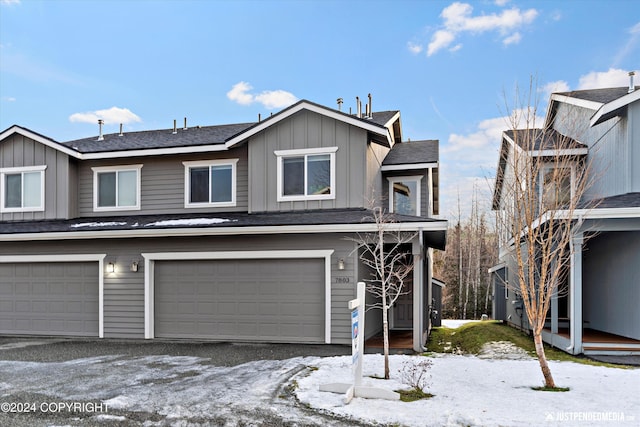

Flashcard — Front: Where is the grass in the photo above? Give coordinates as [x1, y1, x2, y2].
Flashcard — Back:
[426, 321, 633, 369]
[531, 386, 570, 392]
[397, 388, 434, 402]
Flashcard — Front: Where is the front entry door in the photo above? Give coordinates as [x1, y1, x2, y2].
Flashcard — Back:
[392, 278, 413, 329]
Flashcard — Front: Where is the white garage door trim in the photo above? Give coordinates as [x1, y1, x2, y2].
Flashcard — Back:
[0, 254, 107, 338]
[142, 250, 334, 343]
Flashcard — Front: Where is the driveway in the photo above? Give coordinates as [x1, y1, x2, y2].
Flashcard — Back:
[0, 338, 364, 427]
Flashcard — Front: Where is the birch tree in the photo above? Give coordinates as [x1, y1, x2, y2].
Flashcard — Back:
[495, 83, 594, 388]
[350, 206, 417, 379]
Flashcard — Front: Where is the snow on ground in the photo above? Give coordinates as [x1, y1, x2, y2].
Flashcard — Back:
[1, 350, 638, 426]
[295, 353, 640, 426]
[441, 319, 481, 328]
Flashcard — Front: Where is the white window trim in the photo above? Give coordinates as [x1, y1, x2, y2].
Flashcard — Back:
[182, 159, 238, 208]
[275, 147, 338, 202]
[0, 165, 47, 213]
[92, 164, 142, 212]
[539, 163, 576, 211]
[387, 175, 423, 216]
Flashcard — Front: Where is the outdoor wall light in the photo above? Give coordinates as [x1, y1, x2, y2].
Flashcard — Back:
[130, 261, 139, 272]
[338, 258, 345, 270]
[107, 262, 115, 274]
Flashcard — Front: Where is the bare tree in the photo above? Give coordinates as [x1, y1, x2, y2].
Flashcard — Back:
[349, 206, 417, 379]
[495, 82, 594, 388]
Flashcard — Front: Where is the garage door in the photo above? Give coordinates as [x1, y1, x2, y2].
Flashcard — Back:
[154, 258, 325, 342]
[0, 262, 99, 336]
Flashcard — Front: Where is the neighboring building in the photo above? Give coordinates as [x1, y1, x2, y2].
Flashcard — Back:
[491, 76, 640, 356]
[0, 99, 447, 352]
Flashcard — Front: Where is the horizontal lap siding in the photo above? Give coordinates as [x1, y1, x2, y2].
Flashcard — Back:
[77, 146, 248, 216]
[0, 234, 358, 343]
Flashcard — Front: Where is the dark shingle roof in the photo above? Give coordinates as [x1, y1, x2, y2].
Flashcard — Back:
[0, 209, 445, 235]
[505, 129, 587, 151]
[582, 192, 640, 209]
[383, 140, 439, 165]
[60, 122, 255, 153]
[556, 87, 638, 104]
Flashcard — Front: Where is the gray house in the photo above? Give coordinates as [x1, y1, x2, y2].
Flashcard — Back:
[491, 77, 640, 356]
[0, 99, 447, 352]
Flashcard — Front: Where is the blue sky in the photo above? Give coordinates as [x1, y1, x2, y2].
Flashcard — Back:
[1, 0, 639, 219]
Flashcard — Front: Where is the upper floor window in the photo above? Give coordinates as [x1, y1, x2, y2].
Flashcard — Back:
[183, 159, 238, 207]
[275, 147, 337, 202]
[92, 165, 142, 211]
[540, 165, 574, 210]
[388, 176, 422, 216]
[0, 165, 46, 213]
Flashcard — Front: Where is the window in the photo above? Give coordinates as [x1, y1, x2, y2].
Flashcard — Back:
[183, 159, 238, 207]
[0, 166, 46, 212]
[275, 147, 337, 201]
[92, 165, 142, 211]
[540, 165, 574, 210]
[388, 176, 422, 216]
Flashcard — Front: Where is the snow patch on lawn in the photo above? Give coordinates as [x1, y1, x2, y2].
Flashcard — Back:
[441, 319, 480, 328]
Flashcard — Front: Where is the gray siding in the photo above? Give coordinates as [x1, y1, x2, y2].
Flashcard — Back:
[366, 142, 390, 209]
[629, 101, 640, 193]
[0, 233, 359, 343]
[382, 169, 430, 218]
[248, 110, 369, 212]
[1, 134, 71, 221]
[77, 145, 249, 216]
[583, 231, 640, 340]
[552, 102, 632, 200]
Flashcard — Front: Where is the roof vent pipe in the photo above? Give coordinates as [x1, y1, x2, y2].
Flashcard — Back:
[97, 119, 104, 141]
[629, 71, 636, 94]
[258, 113, 261, 122]
[183, 117, 188, 130]
[172, 119, 177, 134]
[119, 123, 123, 137]
[368, 93, 372, 118]
[337, 97, 343, 111]
[356, 96, 361, 118]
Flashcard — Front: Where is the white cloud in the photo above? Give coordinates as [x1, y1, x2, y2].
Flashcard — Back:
[612, 21, 640, 67]
[0, 0, 21, 5]
[494, 0, 509, 6]
[226, 81, 298, 109]
[577, 68, 631, 89]
[2, 96, 16, 102]
[407, 42, 423, 54]
[540, 80, 570, 99]
[69, 106, 142, 125]
[226, 81, 254, 106]
[502, 32, 521, 46]
[425, 2, 538, 56]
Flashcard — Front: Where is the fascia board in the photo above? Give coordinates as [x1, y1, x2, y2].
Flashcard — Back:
[81, 144, 228, 159]
[549, 93, 603, 111]
[590, 90, 640, 127]
[0, 126, 82, 159]
[224, 102, 392, 148]
[0, 220, 448, 242]
[381, 162, 438, 171]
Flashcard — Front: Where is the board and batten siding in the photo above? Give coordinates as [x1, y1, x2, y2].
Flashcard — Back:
[552, 102, 634, 201]
[76, 145, 249, 216]
[0, 134, 72, 221]
[248, 110, 369, 212]
[0, 234, 359, 343]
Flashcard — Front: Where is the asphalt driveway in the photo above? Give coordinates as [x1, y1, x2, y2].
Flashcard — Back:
[0, 337, 363, 427]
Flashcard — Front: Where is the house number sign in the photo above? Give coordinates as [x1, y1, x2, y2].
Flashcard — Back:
[334, 276, 350, 284]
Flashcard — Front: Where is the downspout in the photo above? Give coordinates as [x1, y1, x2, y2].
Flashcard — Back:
[418, 228, 430, 352]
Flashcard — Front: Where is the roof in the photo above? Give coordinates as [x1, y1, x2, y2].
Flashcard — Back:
[1, 100, 401, 159]
[582, 192, 640, 209]
[0, 209, 448, 249]
[504, 129, 587, 153]
[555, 87, 638, 104]
[61, 122, 255, 154]
[382, 140, 439, 166]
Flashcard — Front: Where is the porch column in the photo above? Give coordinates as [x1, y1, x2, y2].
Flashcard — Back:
[569, 233, 584, 354]
[412, 234, 424, 352]
[551, 291, 558, 334]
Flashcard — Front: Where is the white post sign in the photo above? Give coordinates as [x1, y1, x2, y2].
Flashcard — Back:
[319, 281, 399, 403]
